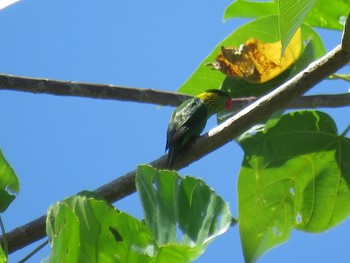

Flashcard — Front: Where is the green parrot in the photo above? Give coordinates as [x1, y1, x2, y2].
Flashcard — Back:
[165, 89, 232, 169]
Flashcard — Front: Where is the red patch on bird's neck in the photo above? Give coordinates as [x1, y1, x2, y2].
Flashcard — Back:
[225, 99, 232, 110]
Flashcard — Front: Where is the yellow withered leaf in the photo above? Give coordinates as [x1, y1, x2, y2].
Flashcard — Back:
[209, 28, 302, 84]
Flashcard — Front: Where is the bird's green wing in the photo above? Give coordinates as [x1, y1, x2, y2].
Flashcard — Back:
[166, 98, 208, 150]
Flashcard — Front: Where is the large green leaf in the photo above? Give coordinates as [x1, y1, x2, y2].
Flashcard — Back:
[224, 0, 317, 52]
[278, 0, 317, 54]
[47, 169, 233, 263]
[46, 203, 80, 262]
[46, 191, 156, 263]
[136, 165, 234, 263]
[0, 150, 19, 212]
[224, 0, 349, 30]
[0, 246, 6, 263]
[305, 0, 350, 30]
[224, 0, 277, 21]
[237, 110, 350, 263]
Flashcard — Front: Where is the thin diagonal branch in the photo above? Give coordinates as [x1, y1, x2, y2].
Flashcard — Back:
[3, 13, 350, 257]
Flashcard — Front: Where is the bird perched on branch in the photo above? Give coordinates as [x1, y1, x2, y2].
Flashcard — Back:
[165, 89, 232, 169]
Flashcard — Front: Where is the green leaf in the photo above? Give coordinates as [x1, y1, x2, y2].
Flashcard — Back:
[136, 165, 233, 262]
[293, 24, 326, 65]
[46, 191, 156, 263]
[237, 110, 350, 263]
[224, 0, 350, 31]
[0, 150, 19, 212]
[278, 0, 317, 54]
[47, 174, 233, 263]
[0, 246, 6, 263]
[305, 0, 350, 30]
[46, 203, 80, 262]
[224, 0, 277, 21]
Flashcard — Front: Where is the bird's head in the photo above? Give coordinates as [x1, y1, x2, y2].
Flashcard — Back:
[196, 89, 232, 117]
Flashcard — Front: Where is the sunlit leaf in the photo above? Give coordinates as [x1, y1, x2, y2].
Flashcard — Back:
[46, 191, 156, 263]
[0, 246, 6, 263]
[224, 0, 349, 31]
[47, 169, 234, 263]
[237, 110, 350, 262]
[46, 203, 80, 262]
[0, 150, 19, 212]
[224, 0, 328, 54]
[224, 0, 277, 21]
[305, 0, 350, 30]
[278, 0, 317, 54]
[226, 0, 304, 51]
[136, 165, 234, 262]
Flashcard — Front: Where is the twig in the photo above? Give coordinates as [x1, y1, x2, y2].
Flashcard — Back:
[17, 240, 48, 263]
[3, 13, 350, 257]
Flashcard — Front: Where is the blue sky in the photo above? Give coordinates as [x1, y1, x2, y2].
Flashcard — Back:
[0, 1, 349, 262]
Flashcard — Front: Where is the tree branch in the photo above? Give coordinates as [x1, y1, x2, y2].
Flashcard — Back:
[0, 74, 189, 107]
[0, 73, 349, 110]
[229, 93, 350, 111]
[3, 14, 350, 256]
[287, 93, 350, 108]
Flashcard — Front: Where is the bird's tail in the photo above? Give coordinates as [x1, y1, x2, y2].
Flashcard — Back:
[166, 146, 178, 170]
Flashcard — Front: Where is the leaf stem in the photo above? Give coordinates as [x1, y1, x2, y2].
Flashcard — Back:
[328, 73, 350, 82]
